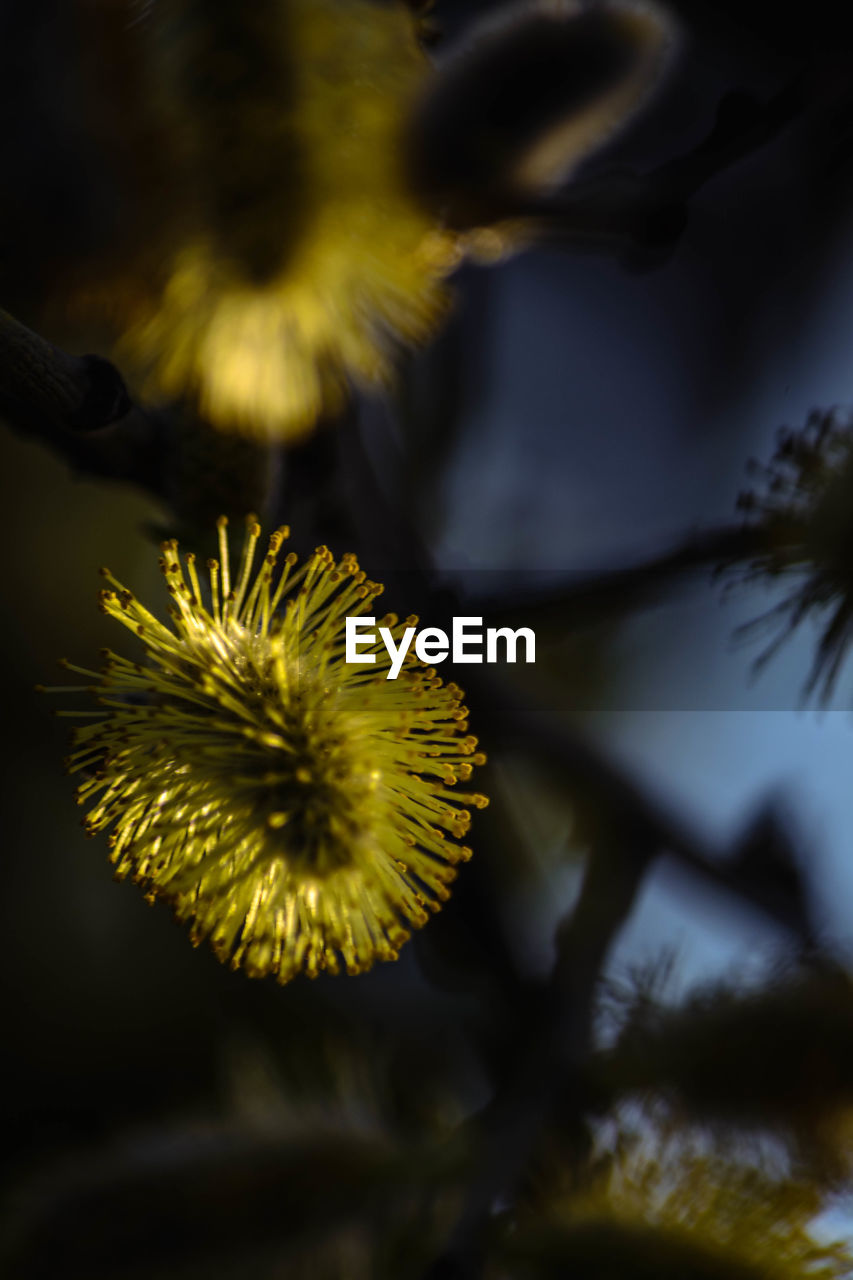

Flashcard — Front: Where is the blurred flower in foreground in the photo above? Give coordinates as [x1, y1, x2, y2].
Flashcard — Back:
[599, 962, 853, 1175]
[503, 1127, 852, 1278]
[110, 0, 456, 441]
[15, 0, 674, 440]
[46, 517, 487, 982]
[729, 408, 853, 700]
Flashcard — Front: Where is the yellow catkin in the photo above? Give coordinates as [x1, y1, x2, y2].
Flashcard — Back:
[48, 517, 487, 983]
[71, 0, 460, 441]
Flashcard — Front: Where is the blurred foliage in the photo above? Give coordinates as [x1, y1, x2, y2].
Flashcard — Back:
[728, 408, 853, 700]
[5, 1, 853, 1278]
[599, 960, 853, 1175]
[501, 1125, 853, 1279]
[0, 0, 672, 442]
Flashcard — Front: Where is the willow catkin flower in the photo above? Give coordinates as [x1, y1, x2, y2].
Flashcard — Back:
[46, 518, 487, 982]
[502, 1127, 853, 1279]
[598, 964, 853, 1168]
[39, 0, 458, 443]
[727, 408, 853, 699]
[12, 0, 674, 441]
[110, 0, 458, 441]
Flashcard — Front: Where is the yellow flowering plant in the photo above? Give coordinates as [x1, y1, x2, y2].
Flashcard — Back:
[14, 0, 673, 442]
[46, 517, 487, 983]
[9, 4, 853, 1276]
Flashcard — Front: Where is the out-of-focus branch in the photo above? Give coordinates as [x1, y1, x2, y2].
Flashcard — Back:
[517, 80, 805, 266]
[479, 523, 765, 631]
[475, 673, 815, 941]
[0, 308, 280, 531]
[0, 306, 168, 494]
[424, 833, 653, 1278]
[0, 307, 131, 432]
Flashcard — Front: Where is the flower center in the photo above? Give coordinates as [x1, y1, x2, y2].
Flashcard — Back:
[235, 661, 383, 876]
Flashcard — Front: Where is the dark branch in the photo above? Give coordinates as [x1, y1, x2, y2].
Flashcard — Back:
[0, 307, 131, 432]
[0, 308, 281, 533]
[479, 523, 765, 632]
[476, 674, 815, 942]
[0, 306, 168, 494]
[518, 80, 805, 267]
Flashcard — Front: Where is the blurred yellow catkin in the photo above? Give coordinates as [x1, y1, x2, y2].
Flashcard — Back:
[31, 0, 673, 441]
[59, 0, 460, 440]
[504, 1129, 852, 1278]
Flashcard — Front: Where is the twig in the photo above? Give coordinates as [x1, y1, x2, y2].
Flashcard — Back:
[0, 307, 131, 432]
[478, 523, 765, 631]
[0, 308, 281, 531]
[519, 80, 805, 265]
[0, 307, 168, 496]
[475, 674, 814, 941]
